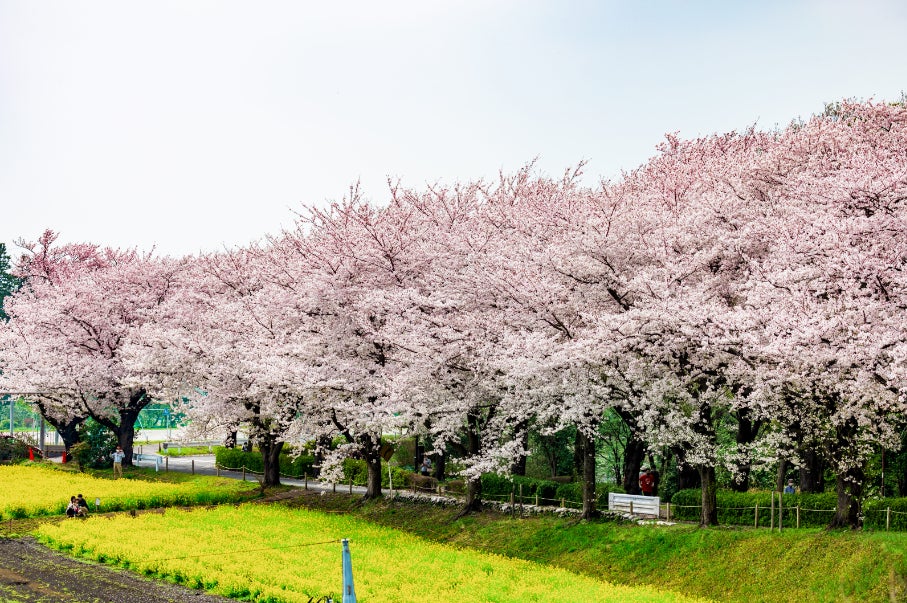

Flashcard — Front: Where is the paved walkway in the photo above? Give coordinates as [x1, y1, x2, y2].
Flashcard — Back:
[132, 452, 371, 496]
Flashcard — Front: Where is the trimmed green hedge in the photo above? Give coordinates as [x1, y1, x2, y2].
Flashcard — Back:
[214, 447, 315, 478]
[478, 474, 624, 508]
[340, 458, 415, 489]
[670, 489, 838, 527]
[864, 497, 907, 531]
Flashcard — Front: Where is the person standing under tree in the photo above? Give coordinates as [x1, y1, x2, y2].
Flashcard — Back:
[111, 445, 125, 479]
[639, 467, 655, 496]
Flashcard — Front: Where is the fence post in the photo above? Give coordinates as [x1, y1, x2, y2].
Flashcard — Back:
[797, 505, 800, 529]
[165, 456, 169, 472]
[191, 459, 195, 475]
[561, 497, 565, 508]
[341, 538, 357, 603]
[216, 464, 220, 477]
[667, 502, 671, 522]
[887, 507, 892, 531]
[755, 503, 759, 528]
[242, 466, 246, 481]
[304, 473, 308, 490]
[333, 482, 337, 493]
[535, 494, 539, 507]
[349, 478, 353, 495]
[519, 484, 523, 517]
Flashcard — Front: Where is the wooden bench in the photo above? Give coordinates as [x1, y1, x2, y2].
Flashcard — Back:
[608, 492, 661, 517]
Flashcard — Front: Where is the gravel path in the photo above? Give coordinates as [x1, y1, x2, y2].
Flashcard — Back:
[0, 537, 235, 603]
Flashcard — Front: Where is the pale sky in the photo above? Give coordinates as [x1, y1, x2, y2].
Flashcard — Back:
[2, 0, 906, 258]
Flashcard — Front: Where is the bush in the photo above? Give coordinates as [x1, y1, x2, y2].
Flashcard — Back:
[863, 497, 907, 531]
[214, 447, 315, 478]
[670, 489, 838, 527]
[554, 482, 626, 509]
[0, 435, 34, 462]
[71, 420, 117, 470]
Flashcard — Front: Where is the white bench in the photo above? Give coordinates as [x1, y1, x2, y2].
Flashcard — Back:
[608, 492, 660, 517]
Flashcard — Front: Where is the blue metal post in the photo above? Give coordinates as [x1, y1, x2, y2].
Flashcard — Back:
[341, 538, 357, 603]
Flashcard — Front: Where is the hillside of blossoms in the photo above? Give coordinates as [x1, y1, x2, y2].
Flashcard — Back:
[1, 99, 905, 529]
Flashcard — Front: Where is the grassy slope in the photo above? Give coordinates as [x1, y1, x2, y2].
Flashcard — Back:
[281, 491, 907, 603]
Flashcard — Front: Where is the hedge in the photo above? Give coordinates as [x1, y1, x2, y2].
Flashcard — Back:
[214, 447, 315, 478]
[478, 474, 624, 508]
[863, 497, 907, 531]
[670, 489, 838, 527]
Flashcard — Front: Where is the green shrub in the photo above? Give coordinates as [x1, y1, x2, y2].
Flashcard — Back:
[71, 420, 117, 470]
[554, 482, 626, 509]
[670, 489, 838, 527]
[864, 497, 907, 531]
[214, 447, 314, 478]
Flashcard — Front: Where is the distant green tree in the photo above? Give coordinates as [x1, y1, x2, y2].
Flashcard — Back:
[0, 243, 21, 321]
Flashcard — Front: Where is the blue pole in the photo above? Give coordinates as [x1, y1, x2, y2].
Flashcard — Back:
[341, 538, 357, 603]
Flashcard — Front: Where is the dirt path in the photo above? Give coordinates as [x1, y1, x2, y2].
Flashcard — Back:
[0, 537, 235, 603]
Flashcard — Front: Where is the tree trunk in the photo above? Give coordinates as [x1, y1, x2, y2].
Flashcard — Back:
[88, 388, 149, 466]
[829, 465, 865, 529]
[259, 440, 284, 487]
[577, 427, 599, 520]
[363, 449, 383, 499]
[621, 437, 646, 495]
[676, 451, 701, 491]
[32, 401, 85, 459]
[799, 448, 825, 493]
[312, 433, 333, 478]
[698, 465, 718, 527]
[510, 427, 529, 477]
[775, 459, 789, 493]
[462, 478, 483, 514]
[223, 430, 237, 449]
[731, 410, 762, 492]
[432, 449, 446, 481]
[458, 409, 483, 516]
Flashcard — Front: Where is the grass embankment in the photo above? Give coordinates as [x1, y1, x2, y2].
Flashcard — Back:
[0, 463, 260, 519]
[281, 491, 907, 603]
[35, 503, 703, 603]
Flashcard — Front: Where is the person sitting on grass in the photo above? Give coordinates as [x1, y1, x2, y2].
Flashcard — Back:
[66, 496, 81, 518]
[76, 493, 89, 516]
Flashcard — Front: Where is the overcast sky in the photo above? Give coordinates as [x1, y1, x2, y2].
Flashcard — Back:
[2, 0, 906, 258]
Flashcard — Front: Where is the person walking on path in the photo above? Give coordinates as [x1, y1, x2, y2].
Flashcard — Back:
[112, 446, 125, 479]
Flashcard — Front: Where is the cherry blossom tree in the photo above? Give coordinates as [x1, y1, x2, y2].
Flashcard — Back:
[0, 231, 181, 465]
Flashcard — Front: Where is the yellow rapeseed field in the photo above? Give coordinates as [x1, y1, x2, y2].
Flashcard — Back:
[0, 464, 256, 518]
[36, 504, 708, 603]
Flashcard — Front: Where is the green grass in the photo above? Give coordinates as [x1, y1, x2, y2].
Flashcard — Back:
[159, 445, 215, 456]
[281, 491, 907, 603]
[34, 503, 704, 603]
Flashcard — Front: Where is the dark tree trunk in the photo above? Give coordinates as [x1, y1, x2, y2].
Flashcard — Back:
[622, 437, 646, 495]
[731, 410, 762, 492]
[510, 427, 529, 477]
[432, 449, 446, 481]
[829, 465, 865, 529]
[776, 459, 789, 493]
[364, 452, 383, 499]
[312, 433, 333, 478]
[88, 389, 150, 467]
[223, 430, 237, 449]
[577, 427, 599, 520]
[259, 440, 284, 487]
[463, 478, 483, 514]
[676, 452, 701, 491]
[799, 448, 825, 493]
[32, 400, 85, 459]
[458, 408, 484, 516]
[699, 465, 718, 527]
